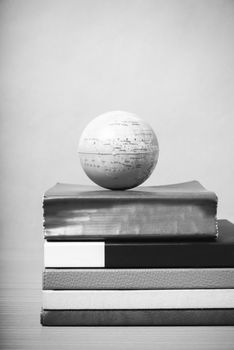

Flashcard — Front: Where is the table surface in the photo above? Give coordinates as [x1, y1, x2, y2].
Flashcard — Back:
[1, 245, 234, 350]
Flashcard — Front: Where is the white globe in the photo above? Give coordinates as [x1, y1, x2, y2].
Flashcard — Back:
[78, 111, 159, 190]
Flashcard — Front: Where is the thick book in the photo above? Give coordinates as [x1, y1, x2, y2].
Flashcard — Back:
[43, 181, 218, 240]
[41, 309, 234, 326]
[44, 220, 234, 268]
[42, 289, 234, 309]
[43, 268, 234, 290]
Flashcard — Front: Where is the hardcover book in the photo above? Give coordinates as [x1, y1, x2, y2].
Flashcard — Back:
[43, 268, 234, 290]
[43, 180, 218, 240]
[41, 309, 234, 326]
[42, 289, 234, 309]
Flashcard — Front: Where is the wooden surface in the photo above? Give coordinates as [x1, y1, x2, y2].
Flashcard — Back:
[1, 246, 234, 350]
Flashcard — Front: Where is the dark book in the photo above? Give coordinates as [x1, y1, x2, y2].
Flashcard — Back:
[43, 181, 218, 240]
[44, 220, 234, 268]
[43, 268, 234, 290]
[41, 309, 234, 326]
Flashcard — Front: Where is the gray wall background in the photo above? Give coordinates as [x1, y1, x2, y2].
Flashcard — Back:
[0, 0, 234, 251]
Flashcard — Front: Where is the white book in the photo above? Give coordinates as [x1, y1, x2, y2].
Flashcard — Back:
[43, 290, 234, 309]
[44, 241, 104, 268]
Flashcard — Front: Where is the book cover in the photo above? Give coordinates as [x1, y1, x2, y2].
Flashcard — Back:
[43, 180, 218, 240]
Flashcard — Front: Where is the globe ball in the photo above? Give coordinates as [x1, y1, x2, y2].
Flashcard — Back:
[78, 111, 159, 190]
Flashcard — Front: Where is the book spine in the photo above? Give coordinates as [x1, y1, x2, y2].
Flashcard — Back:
[41, 309, 234, 326]
[43, 268, 234, 290]
[44, 240, 234, 268]
[42, 290, 234, 309]
[44, 199, 217, 239]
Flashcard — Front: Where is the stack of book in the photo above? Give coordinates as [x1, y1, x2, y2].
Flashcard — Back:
[41, 181, 234, 326]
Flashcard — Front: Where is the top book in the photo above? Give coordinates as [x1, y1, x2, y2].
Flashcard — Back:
[43, 181, 218, 240]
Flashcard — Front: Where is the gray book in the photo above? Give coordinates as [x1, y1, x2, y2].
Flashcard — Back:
[43, 180, 218, 240]
[43, 268, 234, 290]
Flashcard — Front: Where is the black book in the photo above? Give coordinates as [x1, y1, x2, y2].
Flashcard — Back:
[41, 309, 234, 326]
